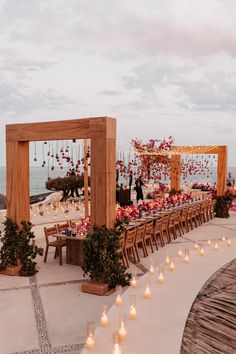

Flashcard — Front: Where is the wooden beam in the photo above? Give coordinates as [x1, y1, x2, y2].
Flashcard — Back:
[138, 145, 226, 156]
[6, 141, 30, 225]
[217, 146, 227, 196]
[90, 120, 116, 228]
[171, 155, 181, 191]
[83, 139, 89, 218]
[6, 117, 115, 142]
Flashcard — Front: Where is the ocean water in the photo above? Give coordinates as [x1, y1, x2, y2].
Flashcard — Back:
[0, 166, 236, 196]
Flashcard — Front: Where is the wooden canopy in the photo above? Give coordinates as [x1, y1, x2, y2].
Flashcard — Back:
[138, 145, 227, 196]
[6, 117, 116, 228]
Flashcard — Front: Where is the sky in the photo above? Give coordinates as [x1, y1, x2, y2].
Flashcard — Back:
[0, 0, 236, 166]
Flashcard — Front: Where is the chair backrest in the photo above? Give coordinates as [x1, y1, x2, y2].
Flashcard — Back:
[154, 218, 161, 233]
[118, 232, 126, 250]
[44, 226, 58, 245]
[161, 215, 170, 230]
[145, 221, 153, 236]
[57, 222, 70, 233]
[126, 227, 137, 247]
[136, 223, 146, 242]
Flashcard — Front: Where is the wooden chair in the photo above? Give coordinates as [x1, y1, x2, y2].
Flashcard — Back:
[168, 213, 177, 240]
[180, 208, 189, 234]
[57, 222, 70, 233]
[160, 215, 171, 243]
[199, 202, 206, 224]
[118, 232, 128, 268]
[209, 199, 216, 219]
[134, 223, 147, 260]
[124, 227, 138, 266]
[152, 217, 165, 248]
[186, 207, 194, 231]
[143, 220, 154, 256]
[44, 226, 66, 265]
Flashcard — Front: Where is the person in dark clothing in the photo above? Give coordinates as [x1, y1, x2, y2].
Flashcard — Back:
[129, 170, 133, 189]
[135, 176, 144, 203]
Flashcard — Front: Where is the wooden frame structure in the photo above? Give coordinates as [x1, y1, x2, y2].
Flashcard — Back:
[6, 117, 116, 228]
[169, 146, 228, 196]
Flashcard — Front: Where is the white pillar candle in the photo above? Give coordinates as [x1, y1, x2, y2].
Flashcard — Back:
[184, 250, 190, 264]
[168, 260, 176, 272]
[221, 235, 226, 242]
[213, 242, 219, 251]
[129, 305, 137, 320]
[115, 285, 122, 306]
[149, 258, 155, 275]
[199, 247, 205, 256]
[165, 255, 171, 266]
[86, 336, 95, 350]
[115, 294, 122, 306]
[194, 242, 199, 250]
[178, 249, 183, 257]
[100, 304, 108, 328]
[144, 283, 151, 299]
[207, 239, 211, 246]
[118, 318, 127, 342]
[227, 239, 232, 247]
[130, 275, 137, 288]
[157, 268, 165, 284]
[112, 331, 122, 354]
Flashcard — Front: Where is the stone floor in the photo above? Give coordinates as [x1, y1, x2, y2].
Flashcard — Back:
[0, 214, 236, 354]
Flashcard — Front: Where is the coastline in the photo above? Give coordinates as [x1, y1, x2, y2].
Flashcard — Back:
[0, 192, 53, 210]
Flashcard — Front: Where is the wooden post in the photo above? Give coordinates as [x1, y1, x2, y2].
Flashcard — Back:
[217, 146, 227, 196]
[83, 139, 89, 218]
[171, 154, 181, 191]
[90, 120, 116, 228]
[6, 141, 30, 225]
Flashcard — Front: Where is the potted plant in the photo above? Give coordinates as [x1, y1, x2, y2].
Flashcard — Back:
[214, 191, 234, 218]
[0, 218, 43, 276]
[81, 225, 131, 295]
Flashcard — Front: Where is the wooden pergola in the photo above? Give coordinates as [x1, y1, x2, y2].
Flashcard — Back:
[170, 146, 228, 196]
[6, 117, 116, 228]
[139, 145, 228, 196]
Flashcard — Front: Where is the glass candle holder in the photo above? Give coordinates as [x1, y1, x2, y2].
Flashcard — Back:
[115, 285, 122, 306]
[100, 303, 108, 328]
[177, 248, 183, 257]
[165, 253, 171, 266]
[112, 331, 122, 354]
[183, 249, 190, 264]
[130, 273, 137, 288]
[207, 237, 211, 246]
[168, 258, 176, 272]
[157, 266, 165, 284]
[199, 244, 205, 256]
[144, 281, 151, 299]
[221, 234, 226, 242]
[118, 315, 127, 342]
[149, 258, 155, 275]
[227, 239, 232, 247]
[213, 242, 219, 251]
[194, 241, 199, 250]
[129, 295, 137, 320]
[86, 321, 95, 350]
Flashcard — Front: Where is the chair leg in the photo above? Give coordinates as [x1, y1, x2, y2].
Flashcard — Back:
[44, 245, 49, 263]
[159, 232, 165, 247]
[59, 246, 63, 265]
[123, 249, 130, 267]
[54, 248, 58, 259]
[134, 245, 140, 262]
[148, 237, 154, 253]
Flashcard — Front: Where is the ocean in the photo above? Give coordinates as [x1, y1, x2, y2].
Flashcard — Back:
[0, 166, 236, 196]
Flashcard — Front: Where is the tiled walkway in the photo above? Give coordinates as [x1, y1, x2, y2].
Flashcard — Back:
[1, 215, 236, 354]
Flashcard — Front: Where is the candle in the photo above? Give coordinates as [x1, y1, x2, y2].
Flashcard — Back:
[168, 259, 175, 272]
[86, 336, 95, 350]
[165, 254, 171, 266]
[100, 304, 108, 328]
[194, 242, 199, 250]
[157, 267, 165, 284]
[86, 321, 95, 350]
[221, 235, 226, 242]
[184, 250, 190, 264]
[130, 275, 137, 288]
[118, 316, 127, 342]
[112, 332, 122, 354]
[144, 283, 151, 299]
[178, 249, 183, 257]
[115, 285, 122, 306]
[199, 247, 205, 256]
[227, 239, 232, 247]
[149, 258, 155, 275]
[213, 242, 219, 251]
[207, 238, 211, 246]
[129, 305, 137, 320]
[129, 295, 137, 320]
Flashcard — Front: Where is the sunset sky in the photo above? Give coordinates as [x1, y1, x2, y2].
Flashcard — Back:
[0, 0, 236, 165]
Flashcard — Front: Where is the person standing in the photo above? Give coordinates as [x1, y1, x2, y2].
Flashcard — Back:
[227, 172, 235, 187]
[135, 175, 144, 203]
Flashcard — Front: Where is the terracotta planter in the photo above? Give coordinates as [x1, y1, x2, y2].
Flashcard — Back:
[81, 280, 109, 296]
[0, 259, 22, 276]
